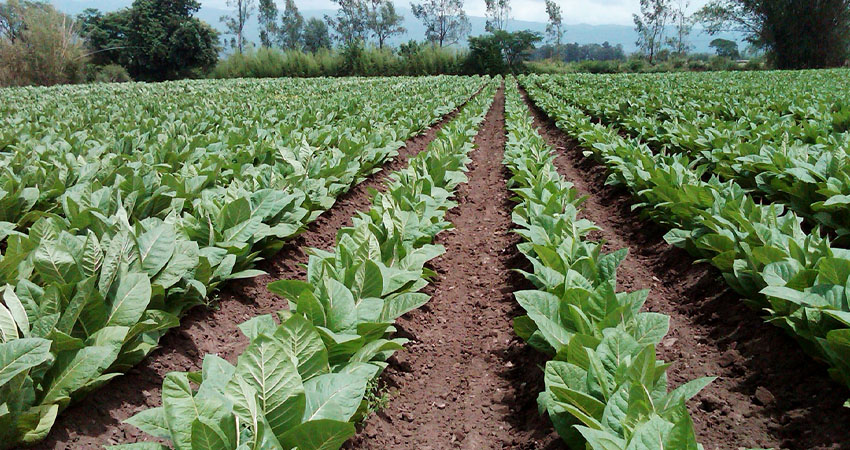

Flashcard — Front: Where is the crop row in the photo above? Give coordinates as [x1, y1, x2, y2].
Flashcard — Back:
[529, 73, 850, 241]
[0, 76, 484, 447]
[520, 75, 850, 409]
[502, 78, 712, 449]
[109, 79, 499, 450]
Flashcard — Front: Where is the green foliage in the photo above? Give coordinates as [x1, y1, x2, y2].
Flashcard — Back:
[697, 0, 850, 69]
[77, 0, 219, 81]
[211, 44, 468, 78]
[257, 0, 278, 48]
[709, 37, 739, 58]
[118, 77, 499, 450]
[521, 69, 850, 406]
[303, 17, 331, 53]
[503, 78, 710, 449]
[93, 63, 132, 83]
[0, 75, 485, 448]
[278, 0, 302, 50]
[467, 30, 543, 75]
[0, 1, 87, 87]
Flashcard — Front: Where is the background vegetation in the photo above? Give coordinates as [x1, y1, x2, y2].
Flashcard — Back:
[0, 0, 848, 86]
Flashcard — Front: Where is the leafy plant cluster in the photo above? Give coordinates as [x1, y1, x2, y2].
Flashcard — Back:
[535, 71, 850, 242]
[521, 73, 850, 407]
[502, 78, 711, 449]
[111, 78, 499, 450]
[0, 75, 484, 447]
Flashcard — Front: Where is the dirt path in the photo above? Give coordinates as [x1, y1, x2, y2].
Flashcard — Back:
[33, 95, 477, 450]
[519, 87, 850, 450]
[347, 87, 562, 450]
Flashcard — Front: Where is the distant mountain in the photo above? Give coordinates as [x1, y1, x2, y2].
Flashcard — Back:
[52, 0, 743, 54]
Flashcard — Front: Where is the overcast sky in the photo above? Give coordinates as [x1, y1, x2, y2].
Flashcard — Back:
[199, 0, 711, 26]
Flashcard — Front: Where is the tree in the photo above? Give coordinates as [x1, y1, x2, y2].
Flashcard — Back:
[303, 17, 331, 52]
[411, 0, 470, 47]
[466, 29, 541, 74]
[696, 0, 850, 69]
[484, 0, 510, 32]
[368, 0, 405, 49]
[220, 0, 254, 53]
[0, 0, 87, 86]
[633, 0, 671, 64]
[326, 0, 370, 44]
[76, 8, 130, 65]
[709, 37, 739, 58]
[544, 0, 563, 57]
[123, 0, 220, 80]
[257, 0, 277, 48]
[279, 0, 303, 49]
[667, 0, 692, 55]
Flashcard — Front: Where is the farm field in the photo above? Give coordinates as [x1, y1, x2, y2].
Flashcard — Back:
[2, 70, 850, 450]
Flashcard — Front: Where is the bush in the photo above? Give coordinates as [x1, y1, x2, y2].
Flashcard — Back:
[0, 1, 88, 87]
[93, 64, 132, 83]
[210, 43, 466, 78]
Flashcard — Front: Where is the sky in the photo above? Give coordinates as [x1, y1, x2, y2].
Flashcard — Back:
[200, 0, 711, 26]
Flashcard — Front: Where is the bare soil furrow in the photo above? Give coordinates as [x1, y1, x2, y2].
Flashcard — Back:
[519, 86, 850, 450]
[348, 87, 562, 450]
[32, 95, 476, 450]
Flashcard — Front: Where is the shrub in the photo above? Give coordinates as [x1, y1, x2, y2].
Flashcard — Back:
[0, 1, 88, 87]
[93, 64, 131, 83]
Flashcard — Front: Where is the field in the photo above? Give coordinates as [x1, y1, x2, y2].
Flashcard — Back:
[1, 70, 850, 449]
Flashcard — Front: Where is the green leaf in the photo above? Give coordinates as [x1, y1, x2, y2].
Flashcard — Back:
[302, 373, 368, 423]
[278, 419, 355, 450]
[39, 344, 116, 407]
[136, 225, 177, 278]
[0, 338, 51, 386]
[106, 272, 152, 328]
[191, 417, 230, 450]
[125, 407, 170, 439]
[274, 315, 329, 381]
[231, 334, 305, 438]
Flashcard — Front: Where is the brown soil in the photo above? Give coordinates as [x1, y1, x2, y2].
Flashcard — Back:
[346, 87, 563, 450]
[31, 94, 477, 450]
[519, 86, 850, 450]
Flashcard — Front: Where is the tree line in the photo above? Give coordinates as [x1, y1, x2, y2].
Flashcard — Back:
[1, 0, 848, 86]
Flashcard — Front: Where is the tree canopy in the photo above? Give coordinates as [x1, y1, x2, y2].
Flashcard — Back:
[697, 0, 850, 68]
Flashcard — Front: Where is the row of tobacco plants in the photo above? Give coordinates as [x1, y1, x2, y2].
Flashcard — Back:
[110, 80, 498, 448]
[521, 73, 850, 409]
[533, 71, 850, 242]
[503, 78, 713, 449]
[0, 76, 484, 447]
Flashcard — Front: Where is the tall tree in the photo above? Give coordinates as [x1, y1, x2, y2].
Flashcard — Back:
[696, 0, 850, 68]
[279, 0, 303, 49]
[76, 7, 130, 65]
[326, 0, 370, 44]
[633, 0, 671, 63]
[709, 37, 739, 58]
[411, 0, 470, 47]
[124, 0, 219, 80]
[257, 0, 277, 47]
[667, 0, 692, 55]
[303, 16, 331, 52]
[368, 0, 405, 49]
[484, 0, 510, 32]
[220, 0, 254, 53]
[544, 0, 563, 57]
